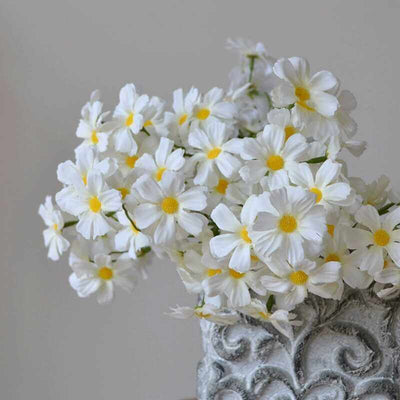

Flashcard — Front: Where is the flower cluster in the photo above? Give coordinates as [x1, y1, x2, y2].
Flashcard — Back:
[39, 39, 400, 339]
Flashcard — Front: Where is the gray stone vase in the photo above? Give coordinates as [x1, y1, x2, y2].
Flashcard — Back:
[197, 288, 400, 399]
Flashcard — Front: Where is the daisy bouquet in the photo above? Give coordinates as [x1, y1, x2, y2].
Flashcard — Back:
[39, 39, 400, 339]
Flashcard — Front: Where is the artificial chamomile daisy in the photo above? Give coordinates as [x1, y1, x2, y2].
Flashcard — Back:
[141, 96, 169, 137]
[252, 187, 326, 263]
[38, 196, 70, 261]
[205, 266, 267, 308]
[114, 209, 151, 259]
[345, 205, 400, 274]
[261, 257, 341, 310]
[209, 196, 259, 273]
[288, 159, 354, 208]
[164, 87, 200, 146]
[63, 170, 122, 239]
[271, 57, 339, 122]
[133, 171, 207, 244]
[76, 95, 115, 153]
[136, 137, 185, 182]
[239, 123, 307, 187]
[113, 83, 149, 155]
[267, 108, 303, 141]
[187, 121, 242, 186]
[192, 87, 236, 128]
[168, 304, 240, 325]
[69, 254, 136, 304]
[240, 299, 301, 339]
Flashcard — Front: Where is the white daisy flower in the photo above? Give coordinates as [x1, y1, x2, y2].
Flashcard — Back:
[114, 209, 151, 259]
[349, 175, 390, 208]
[345, 205, 400, 274]
[76, 96, 115, 153]
[112, 134, 158, 178]
[226, 37, 268, 60]
[267, 108, 304, 141]
[239, 124, 307, 187]
[289, 159, 354, 208]
[106, 171, 137, 207]
[133, 171, 207, 244]
[168, 303, 240, 325]
[252, 187, 326, 264]
[271, 57, 339, 121]
[261, 257, 341, 310]
[206, 172, 254, 211]
[57, 146, 116, 191]
[192, 87, 236, 128]
[113, 83, 149, 155]
[38, 196, 70, 261]
[176, 245, 226, 294]
[240, 299, 301, 339]
[205, 266, 267, 308]
[69, 254, 136, 304]
[141, 96, 168, 137]
[209, 196, 259, 273]
[164, 87, 200, 146]
[322, 224, 372, 290]
[302, 89, 358, 142]
[375, 265, 400, 298]
[187, 121, 242, 186]
[136, 137, 185, 182]
[63, 170, 122, 239]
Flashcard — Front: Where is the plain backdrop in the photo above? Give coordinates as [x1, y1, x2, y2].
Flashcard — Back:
[1, 1, 400, 399]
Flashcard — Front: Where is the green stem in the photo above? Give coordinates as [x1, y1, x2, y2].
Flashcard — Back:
[248, 55, 256, 83]
[378, 202, 395, 215]
[63, 220, 78, 229]
[122, 204, 141, 232]
[306, 156, 328, 164]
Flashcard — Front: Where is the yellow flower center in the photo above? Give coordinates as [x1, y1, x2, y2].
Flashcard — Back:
[178, 114, 188, 125]
[284, 125, 297, 141]
[207, 147, 222, 159]
[155, 167, 166, 182]
[161, 197, 179, 214]
[250, 255, 259, 262]
[207, 268, 222, 277]
[125, 112, 134, 126]
[229, 269, 245, 279]
[215, 179, 229, 195]
[91, 130, 99, 144]
[53, 223, 59, 231]
[196, 108, 210, 120]
[279, 215, 297, 233]
[117, 187, 130, 199]
[240, 227, 252, 244]
[98, 266, 113, 280]
[195, 311, 211, 319]
[295, 87, 315, 111]
[289, 270, 309, 285]
[143, 120, 153, 127]
[266, 154, 284, 171]
[325, 253, 341, 263]
[89, 196, 102, 213]
[82, 174, 88, 185]
[258, 311, 271, 320]
[374, 229, 390, 247]
[125, 155, 138, 169]
[327, 224, 335, 237]
[310, 187, 323, 203]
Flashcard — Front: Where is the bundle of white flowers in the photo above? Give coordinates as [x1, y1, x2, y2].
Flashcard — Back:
[39, 39, 400, 339]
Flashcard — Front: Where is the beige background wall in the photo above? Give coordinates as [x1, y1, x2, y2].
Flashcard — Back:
[1, 1, 400, 399]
